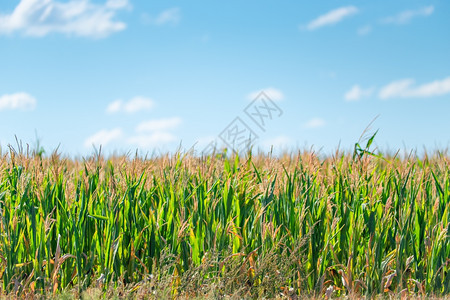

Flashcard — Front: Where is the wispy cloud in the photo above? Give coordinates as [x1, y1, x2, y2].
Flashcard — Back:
[247, 87, 284, 101]
[141, 7, 180, 26]
[84, 128, 123, 148]
[127, 117, 182, 148]
[194, 135, 216, 150]
[303, 118, 326, 129]
[136, 117, 182, 132]
[262, 135, 293, 149]
[379, 77, 450, 99]
[127, 132, 178, 148]
[0, 0, 130, 38]
[357, 25, 372, 36]
[381, 6, 434, 25]
[304, 6, 358, 31]
[344, 85, 374, 101]
[0, 92, 37, 111]
[106, 96, 155, 114]
[105, 0, 129, 9]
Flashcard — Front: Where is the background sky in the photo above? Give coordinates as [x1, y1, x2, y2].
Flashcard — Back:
[1, 0, 449, 157]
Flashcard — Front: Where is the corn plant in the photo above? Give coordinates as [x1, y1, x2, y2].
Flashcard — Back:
[0, 148, 448, 298]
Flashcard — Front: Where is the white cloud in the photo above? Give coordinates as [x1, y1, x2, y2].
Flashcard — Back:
[106, 96, 155, 114]
[0, 0, 129, 38]
[84, 128, 122, 148]
[129, 117, 182, 148]
[155, 7, 180, 25]
[382, 6, 434, 25]
[194, 135, 216, 149]
[136, 117, 182, 132]
[0, 92, 37, 111]
[142, 7, 180, 26]
[105, 0, 129, 9]
[379, 77, 450, 99]
[344, 85, 374, 101]
[303, 118, 326, 129]
[304, 6, 358, 30]
[127, 132, 177, 148]
[106, 100, 122, 113]
[248, 87, 284, 101]
[357, 25, 372, 36]
[379, 79, 414, 99]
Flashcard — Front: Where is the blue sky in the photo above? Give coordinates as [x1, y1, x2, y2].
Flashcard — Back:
[1, 0, 449, 156]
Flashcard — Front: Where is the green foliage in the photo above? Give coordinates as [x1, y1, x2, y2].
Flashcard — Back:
[0, 149, 448, 298]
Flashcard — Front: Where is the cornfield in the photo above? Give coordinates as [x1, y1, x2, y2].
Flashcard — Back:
[0, 146, 449, 298]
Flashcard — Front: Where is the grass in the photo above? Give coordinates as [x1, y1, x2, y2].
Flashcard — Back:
[0, 144, 448, 298]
